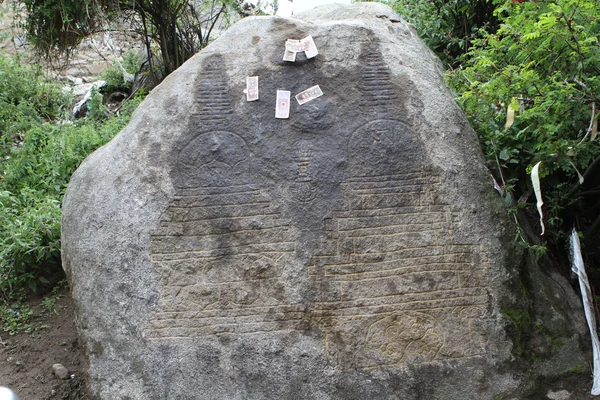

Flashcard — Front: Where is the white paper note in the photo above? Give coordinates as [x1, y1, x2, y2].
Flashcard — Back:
[275, 90, 291, 119]
[295, 85, 323, 105]
[284, 36, 318, 60]
[285, 39, 304, 53]
[283, 48, 297, 62]
[301, 36, 318, 59]
[245, 76, 259, 101]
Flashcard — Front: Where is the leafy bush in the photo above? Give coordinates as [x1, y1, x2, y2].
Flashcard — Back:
[0, 55, 72, 159]
[382, 0, 599, 269]
[0, 53, 145, 299]
[447, 1, 600, 259]
[101, 50, 140, 93]
[388, 0, 499, 67]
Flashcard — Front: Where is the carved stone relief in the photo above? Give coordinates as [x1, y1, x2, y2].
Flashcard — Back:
[145, 45, 490, 370]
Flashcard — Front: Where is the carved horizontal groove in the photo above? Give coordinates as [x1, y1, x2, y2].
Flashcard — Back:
[146, 329, 302, 340]
[360, 95, 400, 102]
[363, 76, 391, 81]
[347, 228, 441, 239]
[190, 117, 227, 123]
[360, 94, 396, 99]
[346, 173, 435, 182]
[335, 213, 447, 230]
[198, 100, 231, 106]
[312, 289, 489, 313]
[196, 88, 228, 95]
[348, 178, 432, 187]
[324, 263, 475, 282]
[350, 186, 427, 195]
[332, 206, 447, 217]
[152, 305, 303, 319]
[192, 110, 232, 116]
[195, 103, 230, 109]
[317, 253, 474, 271]
[196, 93, 229, 100]
[311, 245, 447, 262]
[161, 274, 284, 285]
[363, 65, 388, 71]
[360, 100, 397, 106]
[359, 85, 395, 91]
[168, 201, 270, 211]
[340, 223, 443, 236]
[196, 108, 233, 114]
[150, 313, 305, 328]
[348, 182, 439, 191]
[360, 75, 391, 80]
[170, 195, 268, 208]
[155, 226, 287, 240]
[155, 215, 283, 234]
[176, 185, 259, 196]
[360, 90, 396, 96]
[340, 267, 467, 283]
[146, 321, 309, 337]
[151, 243, 296, 260]
[153, 237, 290, 256]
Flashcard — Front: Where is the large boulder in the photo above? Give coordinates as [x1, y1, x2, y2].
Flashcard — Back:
[62, 3, 591, 399]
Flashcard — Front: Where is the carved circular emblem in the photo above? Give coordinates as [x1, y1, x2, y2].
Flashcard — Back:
[348, 119, 423, 176]
[179, 131, 248, 168]
[176, 131, 252, 188]
[366, 312, 444, 365]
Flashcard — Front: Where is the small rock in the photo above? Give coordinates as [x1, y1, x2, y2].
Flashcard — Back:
[65, 75, 84, 85]
[547, 390, 571, 400]
[52, 363, 70, 380]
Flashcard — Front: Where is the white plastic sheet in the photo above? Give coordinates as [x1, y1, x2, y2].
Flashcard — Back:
[531, 161, 545, 235]
[505, 103, 515, 129]
[570, 229, 600, 395]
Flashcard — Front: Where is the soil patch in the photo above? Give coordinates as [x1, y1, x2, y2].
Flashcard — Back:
[0, 285, 90, 399]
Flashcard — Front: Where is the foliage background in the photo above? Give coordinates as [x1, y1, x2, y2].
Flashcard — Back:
[18, 0, 245, 75]
[390, 0, 600, 275]
[0, 54, 144, 300]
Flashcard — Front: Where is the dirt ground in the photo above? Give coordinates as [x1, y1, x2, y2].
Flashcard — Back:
[0, 286, 90, 399]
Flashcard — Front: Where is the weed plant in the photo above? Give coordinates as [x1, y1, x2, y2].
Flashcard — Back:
[0, 52, 145, 301]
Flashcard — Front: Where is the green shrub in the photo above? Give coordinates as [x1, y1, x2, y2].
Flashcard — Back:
[447, 1, 600, 250]
[0, 55, 72, 159]
[101, 50, 140, 93]
[0, 53, 145, 299]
